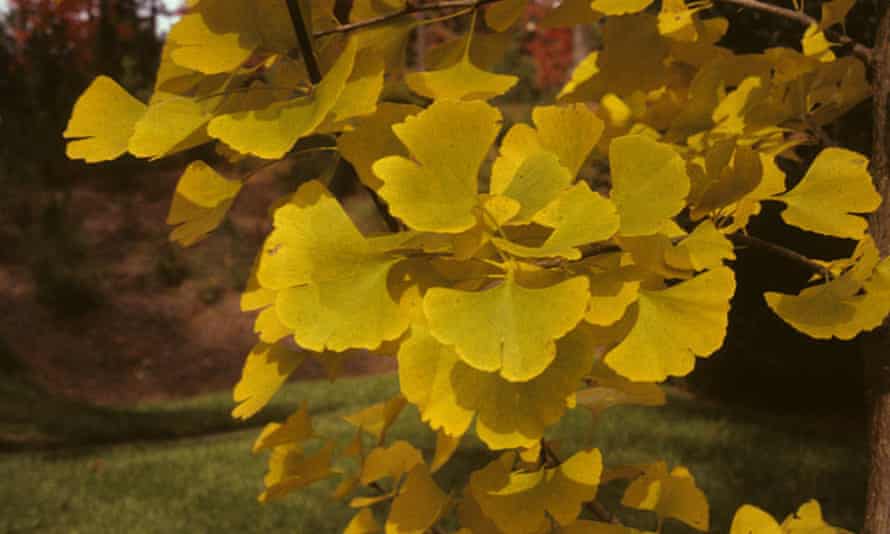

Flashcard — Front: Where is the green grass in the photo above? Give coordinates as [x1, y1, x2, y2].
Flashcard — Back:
[0, 373, 866, 533]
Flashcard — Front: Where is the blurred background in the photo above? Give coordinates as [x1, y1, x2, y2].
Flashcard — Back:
[0, 0, 879, 532]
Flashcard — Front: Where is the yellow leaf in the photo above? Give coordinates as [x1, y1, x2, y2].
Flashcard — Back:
[471, 449, 603, 533]
[255, 181, 410, 351]
[533, 104, 605, 177]
[373, 100, 502, 232]
[571, 253, 641, 326]
[591, 0, 654, 15]
[343, 395, 407, 443]
[765, 249, 890, 340]
[166, 161, 242, 246]
[730, 505, 782, 534]
[63, 76, 147, 162]
[260, 441, 335, 502]
[781, 500, 854, 533]
[254, 307, 291, 343]
[577, 361, 666, 419]
[167, 0, 296, 74]
[424, 273, 589, 381]
[539, 0, 601, 28]
[232, 342, 305, 419]
[711, 76, 769, 136]
[350, 0, 413, 73]
[405, 52, 518, 101]
[360, 441, 424, 485]
[431, 430, 461, 473]
[622, 462, 709, 531]
[820, 0, 855, 29]
[664, 221, 736, 272]
[129, 96, 211, 159]
[658, 0, 705, 41]
[386, 465, 450, 534]
[338, 103, 422, 189]
[605, 267, 735, 382]
[399, 324, 599, 449]
[345, 509, 382, 534]
[494, 182, 619, 259]
[609, 135, 690, 236]
[773, 148, 880, 239]
[493, 150, 573, 224]
[802, 25, 836, 62]
[207, 39, 357, 159]
[325, 47, 385, 126]
[485, 0, 527, 31]
[253, 402, 313, 453]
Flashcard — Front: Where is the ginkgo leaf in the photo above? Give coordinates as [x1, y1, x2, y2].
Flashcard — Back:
[471, 449, 603, 534]
[337, 103, 422, 189]
[604, 267, 735, 382]
[781, 500, 854, 533]
[274, 256, 407, 351]
[360, 441, 424, 485]
[129, 96, 212, 159]
[772, 148, 880, 239]
[802, 25, 836, 62]
[207, 39, 357, 159]
[324, 47, 385, 126]
[256, 180, 368, 290]
[494, 183, 619, 259]
[63, 76, 147, 162]
[617, 233, 694, 281]
[166, 161, 242, 246]
[232, 342, 305, 419]
[730, 505, 782, 534]
[485, 0, 527, 31]
[765, 253, 890, 340]
[254, 306, 291, 343]
[405, 30, 518, 101]
[386, 465, 450, 534]
[255, 181, 410, 351]
[609, 135, 690, 236]
[399, 323, 599, 449]
[343, 395, 407, 443]
[373, 100, 502, 232]
[495, 151, 575, 223]
[253, 402, 313, 452]
[711, 76, 769, 137]
[260, 440, 335, 502]
[345, 509, 382, 534]
[820, 0, 855, 29]
[532, 104, 604, 178]
[559, 521, 653, 534]
[539, 0, 601, 28]
[621, 462, 709, 531]
[572, 253, 642, 326]
[577, 361, 666, 419]
[591, 0, 654, 15]
[167, 0, 296, 74]
[430, 430, 461, 473]
[664, 221, 736, 272]
[424, 273, 589, 380]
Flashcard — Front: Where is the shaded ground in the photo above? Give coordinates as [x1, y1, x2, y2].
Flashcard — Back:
[0, 160, 395, 406]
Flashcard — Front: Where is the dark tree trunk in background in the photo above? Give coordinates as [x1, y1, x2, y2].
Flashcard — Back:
[863, 1, 890, 532]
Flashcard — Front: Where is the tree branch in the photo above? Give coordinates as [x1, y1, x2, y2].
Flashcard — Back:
[728, 233, 829, 277]
[286, 0, 323, 84]
[713, 0, 872, 63]
[313, 0, 504, 38]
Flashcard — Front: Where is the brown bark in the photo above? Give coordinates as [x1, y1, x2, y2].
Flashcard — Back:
[864, 1, 890, 532]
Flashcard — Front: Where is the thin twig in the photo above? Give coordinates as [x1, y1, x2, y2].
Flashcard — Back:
[714, 0, 872, 63]
[729, 233, 829, 277]
[313, 0, 504, 37]
[286, 0, 322, 83]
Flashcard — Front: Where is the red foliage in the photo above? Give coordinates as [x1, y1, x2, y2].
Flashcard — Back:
[523, 3, 575, 89]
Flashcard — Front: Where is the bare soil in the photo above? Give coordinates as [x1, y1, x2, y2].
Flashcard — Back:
[0, 162, 395, 406]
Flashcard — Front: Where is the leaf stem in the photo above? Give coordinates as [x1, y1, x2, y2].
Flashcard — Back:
[713, 0, 872, 62]
[313, 0, 505, 38]
[285, 0, 323, 84]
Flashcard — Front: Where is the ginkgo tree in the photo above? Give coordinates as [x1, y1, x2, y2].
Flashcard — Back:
[63, 0, 890, 531]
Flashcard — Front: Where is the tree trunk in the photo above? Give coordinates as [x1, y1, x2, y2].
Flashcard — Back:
[863, 1, 890, 533]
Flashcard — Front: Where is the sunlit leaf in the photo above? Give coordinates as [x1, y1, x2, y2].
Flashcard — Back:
[166, 161, 242, 246]
[338, 103, 422, 189]
[253, 402, 313, 452]
[622, 462, 709, 531]
[63, 76, 147, 162]
[373, 100, 502, 232]
[605, 267, 735, 382]
[232, 342, 305, 419]
[386, 465, 450, 534]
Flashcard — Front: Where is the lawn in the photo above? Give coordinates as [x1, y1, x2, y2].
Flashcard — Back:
[0, 372, 867, 533]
